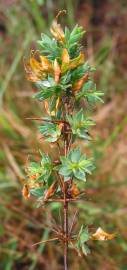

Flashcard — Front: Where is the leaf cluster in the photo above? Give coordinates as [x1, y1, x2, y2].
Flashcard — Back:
[33, 24, 103, 108]
[76, 82, 104, 103]
[67, 109, 95, 140]
[38, 33, 61, 60]
[25, 153, 55, 200]
[58, 148, 95, 182]
[38, 25, 84, 61]
[64, 25, 85, 58]
[76, 225, 91, 256]
[27, 153, 52, 181]
[39, 121, 62, 142]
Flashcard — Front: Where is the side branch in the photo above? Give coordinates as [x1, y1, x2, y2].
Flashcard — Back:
[26, 117, 70, 125]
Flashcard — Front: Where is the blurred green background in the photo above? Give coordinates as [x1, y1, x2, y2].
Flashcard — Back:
[0, 0, 127, 269]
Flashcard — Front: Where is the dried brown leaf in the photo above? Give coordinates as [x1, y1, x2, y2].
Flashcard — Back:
[50, 10, 66, 42]
[92, 227, 116, 241]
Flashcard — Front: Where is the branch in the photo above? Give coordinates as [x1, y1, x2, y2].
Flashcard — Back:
[26, 117, 69, 125]
[44, 198, 81, 203]
[32, 237, 59, 246]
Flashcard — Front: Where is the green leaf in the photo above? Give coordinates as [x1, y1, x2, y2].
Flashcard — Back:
[33, 85, 63, 101]
[59, 166, 72, 177]
[76, 226, 90, 255]
[26, 153, 53, 185]
[76, 225, 90, 256]
[60, 71, 71, 86]
[82, 244, 91, 256]
[82, 81, 93, 91]
[65, 25, 85, 58]
[86, 90, 104, 103]
[67, 110, 95, 140]
[65, 27, 70, 41]
[70, 147, 81, 163]
[27, 162, 42, 175]
[69, 25, 85, 45]
[71, 62, 91, 82]
[30, 187, 45, 197]
[39, 122, 62, 142]
[49, 96, 58, 112]
[76, 80, 93, 100]
[76, 82, 104, 103]
[80, 227, 90, 243]
[38, 33, 62, 60]
[74, 169, 86, 181]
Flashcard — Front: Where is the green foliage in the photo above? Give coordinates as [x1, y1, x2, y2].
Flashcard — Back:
[38, 25, 85, 60]
[40, 153, 53, 181]
[67, 109, 95, 140]
[34, 79, 71, 101]
[76, 82, 104, 103]
[27, 153, 53, 183]
[65, 25, 85, 57]
[38, 34, 62, 60]
[76, 225, 91, 256]
[27, 161, 41, 175]
[71, 62, 95, 82]
[38, 25, 85, 61]
[31, 19, 104, 112]
[30, 187, 45, 197]
[57, 148, 95, 182]
[39, 121, 62, 142]
[33, 83, 62, 101]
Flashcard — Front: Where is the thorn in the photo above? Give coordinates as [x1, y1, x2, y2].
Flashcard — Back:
[32, 237, 59, 247]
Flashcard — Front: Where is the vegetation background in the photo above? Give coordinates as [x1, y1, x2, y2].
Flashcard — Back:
[0, 0, 127, 269]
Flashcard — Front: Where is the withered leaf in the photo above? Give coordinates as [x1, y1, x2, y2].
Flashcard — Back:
[24, 51, 52, 82]
[70, 183, 80, 197]
[72, 73, 89, 92]
[61, 48, 70, 73]
[54, 59, 61, 83]
[44, 181, 58, 201]
[44, 100, 57, 116]
[69, 52, 85, 70]
[92, 227, 116, 241]
[50, 10, 66, 42]
[22, 184, 30, 200]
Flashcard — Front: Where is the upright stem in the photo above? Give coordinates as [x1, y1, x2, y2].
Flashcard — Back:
[63, 97, 72, 270]
[63, 121, 69, 270]
[64, 200, 68, 270]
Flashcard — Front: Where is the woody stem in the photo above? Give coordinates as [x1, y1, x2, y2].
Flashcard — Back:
[63, 120, 69, 270]
[64, 200, 68, 270]
[62, 96, 73, 270]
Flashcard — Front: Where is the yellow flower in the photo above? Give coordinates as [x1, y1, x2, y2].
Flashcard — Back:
[92, 227, 116, 241]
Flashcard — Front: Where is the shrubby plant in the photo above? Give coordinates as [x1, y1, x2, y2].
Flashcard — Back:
[22, 11, 115, 270]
